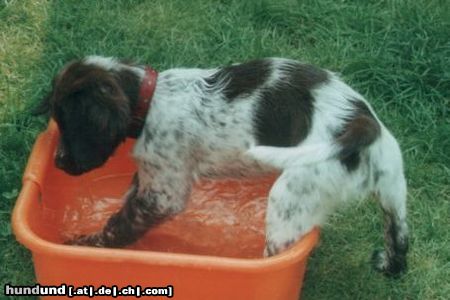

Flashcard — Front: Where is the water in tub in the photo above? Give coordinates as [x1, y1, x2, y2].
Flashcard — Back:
[44, 174, 275, 258]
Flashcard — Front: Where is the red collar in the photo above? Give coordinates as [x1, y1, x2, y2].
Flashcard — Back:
[128, 67, 158, 138]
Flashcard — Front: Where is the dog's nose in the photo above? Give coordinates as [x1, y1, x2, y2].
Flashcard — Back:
[55, 145, 72, 169]
[55, 141, 69, 164]
[55, 154, 66, 169]
[54, 146, 87, 175]
[55, 154, 84, 175]
[55, 150, 72, 170]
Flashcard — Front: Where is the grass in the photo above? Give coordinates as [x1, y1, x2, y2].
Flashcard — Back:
[1, 0, 449, 298]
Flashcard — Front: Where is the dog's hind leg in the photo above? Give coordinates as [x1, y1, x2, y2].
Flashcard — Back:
[264, 166, 334, 256]
[371, 136, 409, 276]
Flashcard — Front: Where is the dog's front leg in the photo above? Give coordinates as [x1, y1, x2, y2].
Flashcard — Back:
[67, 169, 192, 248]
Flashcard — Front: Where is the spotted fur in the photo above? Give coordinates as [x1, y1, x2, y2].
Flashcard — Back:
[38, 56, 408, 277]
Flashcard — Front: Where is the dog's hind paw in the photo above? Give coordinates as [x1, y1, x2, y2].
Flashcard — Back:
[371, 249, 407, 278]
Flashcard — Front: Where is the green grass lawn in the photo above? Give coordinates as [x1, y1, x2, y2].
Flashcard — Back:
[1, 0, 449, 299]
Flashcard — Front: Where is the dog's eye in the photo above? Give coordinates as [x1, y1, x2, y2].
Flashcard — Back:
[100, 84, 114, 94]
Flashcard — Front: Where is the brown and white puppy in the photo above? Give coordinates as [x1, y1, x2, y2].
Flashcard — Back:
[35, 56, 409, 276]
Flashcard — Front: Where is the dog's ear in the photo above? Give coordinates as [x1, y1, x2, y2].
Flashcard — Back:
[86, 96, 130, 137]
[72, 76, 131, 142]
[31, 93, 51, 116]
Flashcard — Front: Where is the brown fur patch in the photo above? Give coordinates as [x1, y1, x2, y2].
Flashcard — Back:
[336, 99, 381, 171]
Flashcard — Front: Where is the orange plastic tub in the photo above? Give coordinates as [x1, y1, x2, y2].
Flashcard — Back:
[12, 121, 319, 300]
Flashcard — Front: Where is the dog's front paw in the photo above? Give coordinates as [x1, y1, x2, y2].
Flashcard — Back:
[64, 232, 106, 248]
[371, 249, 407, 277]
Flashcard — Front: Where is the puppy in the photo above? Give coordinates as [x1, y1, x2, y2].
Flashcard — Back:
[35, 56, 408, 276]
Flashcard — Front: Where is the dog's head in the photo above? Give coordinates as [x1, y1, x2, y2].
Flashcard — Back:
[35, 58, 132, 175]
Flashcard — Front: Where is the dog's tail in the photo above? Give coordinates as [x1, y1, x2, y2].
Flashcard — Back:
[246, 142, 339, 169]
[247, 111, 381, 169]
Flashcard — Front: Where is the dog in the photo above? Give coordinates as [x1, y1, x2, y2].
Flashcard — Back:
[35, 56, 408, 276]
